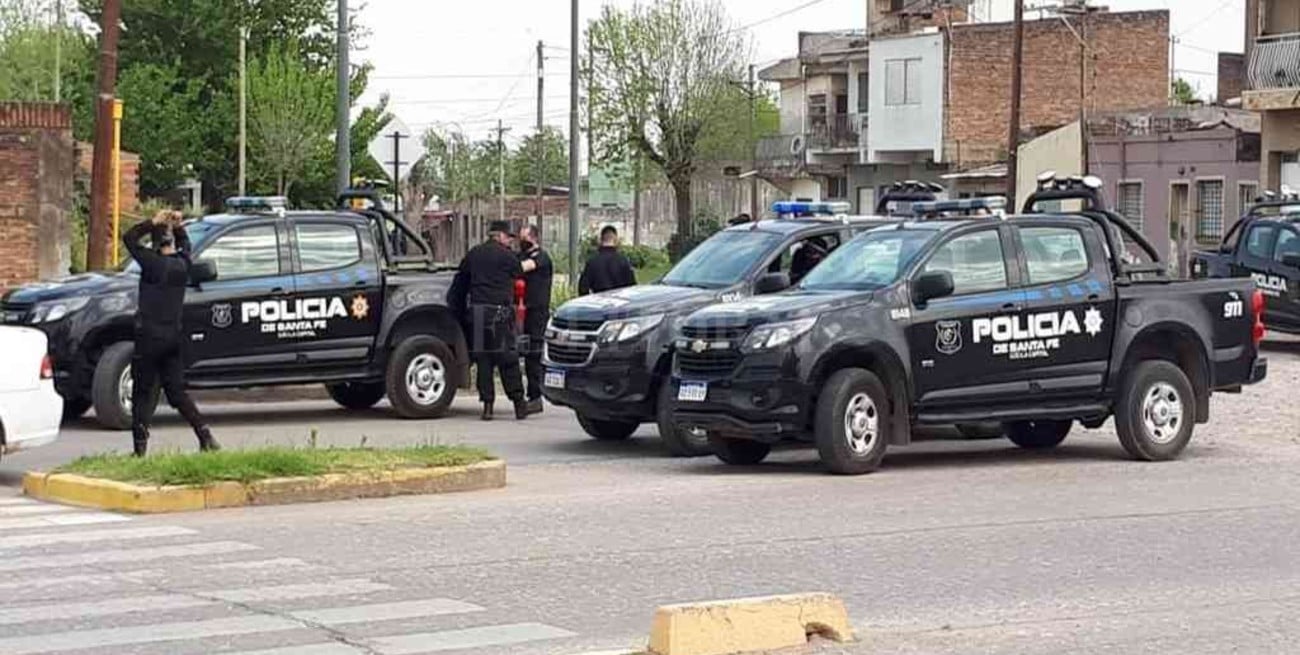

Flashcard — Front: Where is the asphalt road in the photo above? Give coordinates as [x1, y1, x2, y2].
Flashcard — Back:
[1, 336, 1298, 655]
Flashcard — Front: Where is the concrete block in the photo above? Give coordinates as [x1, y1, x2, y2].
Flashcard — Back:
[648, 592, 853, 655]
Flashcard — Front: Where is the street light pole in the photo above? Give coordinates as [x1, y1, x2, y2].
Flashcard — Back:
[335, 0, 351, 195]
[568, 0, 580, 287]
[748, 63, 758, 221]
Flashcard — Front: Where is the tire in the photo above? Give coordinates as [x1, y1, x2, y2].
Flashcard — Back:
[577, 414, 639, 441]
[708, 433, 771, 465]
[956, 422, 1004, 440]
[61, 395, 93, 422]
[385, 335, 458, 419]
[1004, 419, 1072, 450]
[814, 368, 890, 475]
[1115, 360, 1196, 461]
[325, 381, 387, 410]
[91, 341, 156, 431]
[655, 382, 712, 457]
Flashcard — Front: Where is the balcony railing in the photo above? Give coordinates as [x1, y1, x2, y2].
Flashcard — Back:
[756, 134, 806, 175]
[1249, 32, 1300, 90]
[808, 114, 860, 151]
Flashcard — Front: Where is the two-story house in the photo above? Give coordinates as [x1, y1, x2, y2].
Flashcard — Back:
[1244, 0, 1300, 191]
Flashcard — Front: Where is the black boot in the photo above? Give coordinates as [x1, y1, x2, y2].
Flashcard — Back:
[131, 425, 149, 458]
[196, 426, 221, 452]
[526, 398, 544, 415]
[514, 399, 529, 420]
[481, 403, 494, 421]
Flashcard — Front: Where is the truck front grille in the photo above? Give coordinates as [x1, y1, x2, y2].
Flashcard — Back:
[545, 341, 594, 366]
[552, 316, 604, 332]
[681, 325, 749, 341]
[0, 302, 32, 324]
[677, 350, 742, 377]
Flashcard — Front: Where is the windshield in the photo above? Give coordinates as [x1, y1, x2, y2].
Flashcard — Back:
[800, 228, 935, 291]
[122, 221, 221, 273]
[662, 230, 785, 288]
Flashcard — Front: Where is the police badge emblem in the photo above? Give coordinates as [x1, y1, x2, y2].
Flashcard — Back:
[211, 303, 233, 329]
[935, 320, 962, 355]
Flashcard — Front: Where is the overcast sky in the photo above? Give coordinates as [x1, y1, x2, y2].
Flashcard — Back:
[355, 0, 1243, 146]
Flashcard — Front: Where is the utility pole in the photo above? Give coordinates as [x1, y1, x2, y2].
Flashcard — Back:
[536, 40, 545, 237]
[1004, 0, 1024, 208]
[88, 0, 122, 271]
[493, 120, 511, 222]
[336, 0, 351, 195]
[239, 26, 248, 195]
[53, 0, 62, 102]
[748, 63, 759, 221]
[568, 0, 580, 287]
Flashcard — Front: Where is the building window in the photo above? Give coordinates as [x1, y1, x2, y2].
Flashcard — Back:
[857, 72, 869, 113]
[827, 176, 849, 199]
[1196, 180, 1225, 241]
[1117, 182, 1143, 230]
[1238, 182, 1259, 217]
[884, 58, 922, 106]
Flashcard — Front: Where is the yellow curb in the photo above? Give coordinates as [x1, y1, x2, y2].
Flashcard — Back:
[23, 460, 505, 514]
[648, 592, 853, 655]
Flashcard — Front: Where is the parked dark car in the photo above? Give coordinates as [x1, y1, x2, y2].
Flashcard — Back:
[1190, 194, 1300, 333]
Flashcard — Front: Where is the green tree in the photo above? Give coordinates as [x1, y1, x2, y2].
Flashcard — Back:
[1171, 77, 1199, 105]
[507, 126, 568, 194]
[587, 0, 749, 235]
[0, 1, 94, 104]
[247, 40, 335, 197]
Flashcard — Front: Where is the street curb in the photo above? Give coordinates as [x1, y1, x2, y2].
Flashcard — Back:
[22, 460, 506, 514]
[647, 592, 853, 655]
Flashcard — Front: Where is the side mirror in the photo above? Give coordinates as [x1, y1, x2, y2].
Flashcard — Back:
[912, 270, 955, 305]
[755, 272, 790, 295]
[1282, 253, 1300, 269]
[1219, 243, 1235, 254]
[189, 259, 218, 286]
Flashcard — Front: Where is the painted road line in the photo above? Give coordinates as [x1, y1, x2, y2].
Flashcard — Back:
[0, 570, 162, 593]
[207, 579, 392, 603]
[0, 513, 131, 530]
[0, 541, 258, 572]
[200, 557, 317, 572]
[0, 594, 209, 626]
[0, 504, 79, 516]
[290, 599, 485, 625]
[0, 526, 196, 551]
[0, 615, 300, 655]
[371, 623, 578, 654]
[231, 646, 363, 655]
[0, 497, 39, 506]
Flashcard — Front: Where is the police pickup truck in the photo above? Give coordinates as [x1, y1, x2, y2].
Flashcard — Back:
[1190, 192, 1300, 333]
[542, 187, 938, 456]
[0, 192, 469, 430]
[671, 177, 1270, 474]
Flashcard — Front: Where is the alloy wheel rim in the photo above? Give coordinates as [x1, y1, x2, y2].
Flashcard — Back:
[844, 392, 879, 455]
[405, 353, 447, 406]
[1141, 381, 1183, 445]
[118, 366, 134, 414]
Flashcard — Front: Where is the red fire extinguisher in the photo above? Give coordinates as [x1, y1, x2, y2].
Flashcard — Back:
[514, 278, 527, 333]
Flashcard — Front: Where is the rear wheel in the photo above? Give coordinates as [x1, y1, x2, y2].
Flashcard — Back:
[385, 335, 457, 419]
[655, 382, 711, 457]
[577, 414, 639, 441]
[91, 342, 156, 431]
[1115, 360, 1195, 461]
[815, 368, 890, 475]
[708, 434, 771, 465]
[325, 381, 386, 410]
[1004, 420, 1072, 450]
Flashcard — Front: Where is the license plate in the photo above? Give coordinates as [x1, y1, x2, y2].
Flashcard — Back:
[678, 381, 708, 402]
[544, 368, 566, 389]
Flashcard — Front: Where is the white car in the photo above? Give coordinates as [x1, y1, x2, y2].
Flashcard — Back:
[0, 326, 62, 458]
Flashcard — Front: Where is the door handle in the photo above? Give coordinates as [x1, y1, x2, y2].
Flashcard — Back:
[1087, 293, 1100, 301]
[1001, 302, 1019, 311]
[353, 280, 368, 288]
[270, 286, 290, 296]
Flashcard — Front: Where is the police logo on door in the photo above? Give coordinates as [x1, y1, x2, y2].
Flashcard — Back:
[211, 303, 233, 329]
[936, 320, 962, 355]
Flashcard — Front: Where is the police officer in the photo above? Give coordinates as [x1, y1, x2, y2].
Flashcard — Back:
[454, 221, 528, 421]
[122, 210, 219, 456]
[517, 225, 553, 415]
[579, 225, 636, 295]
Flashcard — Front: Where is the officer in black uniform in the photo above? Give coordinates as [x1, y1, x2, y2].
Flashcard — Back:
[453, 221, 528, 421]
[578, 225, 636, 295]
[517, 225, 553, 415]
[122, 211, 220, 457]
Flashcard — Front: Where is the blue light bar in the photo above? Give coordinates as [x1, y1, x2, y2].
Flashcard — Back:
[225, 196, 288, 212]
[913, 197, 1007, 215]
[771, 201, 852, 216]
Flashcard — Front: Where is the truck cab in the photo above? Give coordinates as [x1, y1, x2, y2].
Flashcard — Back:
[1191, 193, 1300, 333]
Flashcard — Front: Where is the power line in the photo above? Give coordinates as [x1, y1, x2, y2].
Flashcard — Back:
[720, 0, 833, 35]
[388, 95, 570, 106]
[1176, 0, 1235, 38]
[371, 71, 570, 81]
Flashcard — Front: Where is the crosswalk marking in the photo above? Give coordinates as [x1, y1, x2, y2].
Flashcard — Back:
[290, 599, 485, 625]
[231, 645, 363, 655]
[371, 623, 578, 654]
[0, 541, 258, 572]
[201, 557, 316, 571]
[0, 513, 131, 530]
[0, 594, 209, 626]
[0, 570, 161, 593]
[0, 526, 196, 551]
[207, 579, 391, 603]
[0, 504, 78, 516]
[0, 615, 301, 655]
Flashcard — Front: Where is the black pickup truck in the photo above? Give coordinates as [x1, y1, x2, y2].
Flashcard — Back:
[0, 192, 470, 429]
[541, 188, 940, 456]
[1190, 194, 1300, 333]
[671, 178, 1269, 474]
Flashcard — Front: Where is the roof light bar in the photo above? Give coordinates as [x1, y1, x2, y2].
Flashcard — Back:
[913, 196, 1007, 217]
[225, 196, 288, 213]
[771, 200, 852, 216]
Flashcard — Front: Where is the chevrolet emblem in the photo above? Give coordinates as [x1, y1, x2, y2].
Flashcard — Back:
[690, 339, 708, 353]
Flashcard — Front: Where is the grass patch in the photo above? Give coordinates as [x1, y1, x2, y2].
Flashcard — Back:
[636, 260, 673, 284]
[55, 445, 494, 487]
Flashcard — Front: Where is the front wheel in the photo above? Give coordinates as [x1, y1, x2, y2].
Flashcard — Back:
[325, 381, 387, 410]
[655, 382, 711, 457]
[577, 414, 639, 441]
[1115, 360, 1195, 461]
[91, 342, 157, 431]
[385, 336, 458, 419]
[1004, 420, 1072, 449]
[708, 434, 771, 465]
[814, 368, 890, 475]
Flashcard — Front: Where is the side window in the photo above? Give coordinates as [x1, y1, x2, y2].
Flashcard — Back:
[1244, 225, 1278, 260]
[1019, 226, 1089, 286]
[200, 225, 280, 280]
[297, 223, 361, 272]
[1274, 229, 1300, 265]
[923, 229, 1007, 295]
[770, 233, 840, 284]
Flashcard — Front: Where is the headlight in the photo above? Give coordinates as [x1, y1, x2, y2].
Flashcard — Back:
[741, 317, 817, 352]
[98, 293, 134, 313]
[597, 313, 664, 344]
[30, 297, 91, 324]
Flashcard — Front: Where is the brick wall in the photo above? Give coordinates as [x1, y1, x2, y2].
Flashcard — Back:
[0, 103, 74, 289]
[946, 10, 1170, 166]
[1217, 53, 1245, 103]
[77, 142, 142, 221]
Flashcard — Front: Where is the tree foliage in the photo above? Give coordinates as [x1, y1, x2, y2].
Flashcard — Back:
[1171, 77, 1199, 105]
[0, 1, 94, 104]
[247, 40, 335, 197]
[587, 0, 749, 234]
[507, 126, 569, 194]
